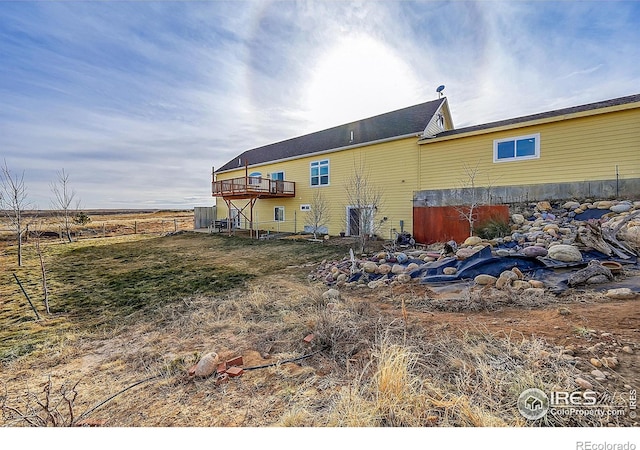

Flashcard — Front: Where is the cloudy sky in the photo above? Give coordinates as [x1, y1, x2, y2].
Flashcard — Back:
[1, 1, 639, 209]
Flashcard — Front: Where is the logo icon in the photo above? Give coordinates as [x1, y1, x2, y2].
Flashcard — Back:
[518, 388, 549, 420]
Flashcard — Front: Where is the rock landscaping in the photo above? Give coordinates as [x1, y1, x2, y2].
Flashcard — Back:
[311, 198, 640, 296]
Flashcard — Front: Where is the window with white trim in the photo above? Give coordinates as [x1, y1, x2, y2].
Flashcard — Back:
[274, 206, 285, 222]
[271, 171, 284, 181]
[493, 133, 540, 162]
[310, 159, 329, 186]
[248, 171, 262, 185]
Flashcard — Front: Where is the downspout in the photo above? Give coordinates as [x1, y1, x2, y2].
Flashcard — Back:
[417, 135, 422, 191]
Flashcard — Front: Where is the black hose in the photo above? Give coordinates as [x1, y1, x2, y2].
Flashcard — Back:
[242, 348, 324, 371]
[75, 375, 159, 424]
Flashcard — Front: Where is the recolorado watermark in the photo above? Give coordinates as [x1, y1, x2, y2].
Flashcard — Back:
[517, 388, 635, 420]
[575, 442, 636, 450]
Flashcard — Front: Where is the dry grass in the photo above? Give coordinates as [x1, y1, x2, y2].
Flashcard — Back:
[0, 229, 633, 427]
[0, 231, 345, 362]
[318, 325, 621, 427]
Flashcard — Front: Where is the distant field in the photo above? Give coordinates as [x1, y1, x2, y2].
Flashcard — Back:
[0, 209, 195, 244]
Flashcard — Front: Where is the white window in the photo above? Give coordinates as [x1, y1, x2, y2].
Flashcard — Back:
[310, 159, 329, 186]
[300, 204, 311, 211]
[493, 133, 540, 162]
[248, 171, 262, 185]
[271, 171, 284, 181]
[274, 206, 285, 222]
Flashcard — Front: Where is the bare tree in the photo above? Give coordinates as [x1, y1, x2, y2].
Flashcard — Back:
[343, 161, 384, 254]
[50, 168, 78, 243]
[454, 162, 481, 237]
[454, 162, 501, 237]
[305, 189, 330, 240]
[0, 160, 30, 266]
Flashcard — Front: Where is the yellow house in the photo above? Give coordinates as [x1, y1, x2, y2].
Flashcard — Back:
[213, 97, 454, 239]
[213, 93, 640, 238]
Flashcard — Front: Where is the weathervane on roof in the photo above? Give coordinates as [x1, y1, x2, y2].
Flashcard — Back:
[436, 85, 445, 99]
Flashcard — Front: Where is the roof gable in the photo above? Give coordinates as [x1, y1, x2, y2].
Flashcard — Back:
[217, 98, 447, 173]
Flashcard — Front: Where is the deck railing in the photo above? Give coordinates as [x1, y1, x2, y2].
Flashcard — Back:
[212, 176, 295, 198]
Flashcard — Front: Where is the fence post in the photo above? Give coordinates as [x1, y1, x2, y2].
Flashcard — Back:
[103, 222, 106, 238]
[174, 219, 177, 233]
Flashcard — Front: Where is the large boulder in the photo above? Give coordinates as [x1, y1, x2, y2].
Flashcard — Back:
[474, 274, 497, 285]
[463, 236, 483, 246]
[595, 201, 614, 209]
[536, 201, 552, 212]
[496, 270, 519, 289]
[362, 261, 378, 273]
[547, 244, 582, 262]
[397, 273, 411, 284]
[194, 352, 219, 378]
[620, 225, 640, 250]
[610, 203, 632, 213]
[562, 201, 581, 210]
[322, 289, 341, 301]
[605, 288, 637, 299]
[456, 247, 479, 260]
[522, 246, 548, 257]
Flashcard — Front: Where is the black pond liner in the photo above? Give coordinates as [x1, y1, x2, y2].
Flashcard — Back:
[418, 245, 638, 294]
[345, 243, 638, 294]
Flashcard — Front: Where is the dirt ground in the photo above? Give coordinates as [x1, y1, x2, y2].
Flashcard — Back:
[363, 283, 639, 390]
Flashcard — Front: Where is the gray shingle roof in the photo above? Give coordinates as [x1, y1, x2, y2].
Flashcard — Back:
[216, 98, 445, 173]
[425, 93, 640, 140]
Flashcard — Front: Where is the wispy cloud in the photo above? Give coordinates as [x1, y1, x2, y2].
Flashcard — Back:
[1, 1, 639, 208]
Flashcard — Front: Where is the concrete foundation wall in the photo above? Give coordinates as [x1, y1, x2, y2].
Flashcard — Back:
[413, 178, 640, 207]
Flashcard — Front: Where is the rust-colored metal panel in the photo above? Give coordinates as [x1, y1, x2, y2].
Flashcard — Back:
[413, 205, 510, 244]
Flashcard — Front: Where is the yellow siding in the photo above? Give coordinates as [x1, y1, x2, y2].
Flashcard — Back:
[214, 103, 639, 236]
[215, 136, 421, 236]
[419, 108, 640, 190]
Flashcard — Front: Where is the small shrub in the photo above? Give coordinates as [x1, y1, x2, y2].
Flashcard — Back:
[73, 212, 91, 225]
[476, 217, 511, 240]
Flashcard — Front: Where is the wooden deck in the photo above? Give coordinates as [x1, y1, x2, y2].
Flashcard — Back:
[212, 176, 295, 199]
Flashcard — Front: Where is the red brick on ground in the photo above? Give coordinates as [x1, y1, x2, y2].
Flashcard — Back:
[226, 366, 244, 377]
[215, 373, 229, 385]
[226, 356, 243, 367]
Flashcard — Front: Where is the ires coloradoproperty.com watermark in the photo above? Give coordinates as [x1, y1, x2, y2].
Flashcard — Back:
[517, 387, 637, 421]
